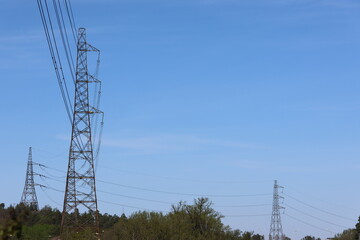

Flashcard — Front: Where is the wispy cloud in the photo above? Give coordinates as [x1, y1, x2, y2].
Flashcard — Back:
[0, 31, 46, 69]
[0, 33, 42, 44]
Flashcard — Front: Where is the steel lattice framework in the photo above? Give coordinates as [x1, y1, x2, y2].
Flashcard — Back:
[21, 147, 39, 210]
[61, 28, 101, 239]
[269, 180, 284, 240]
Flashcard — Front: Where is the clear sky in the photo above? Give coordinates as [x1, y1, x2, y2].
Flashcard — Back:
[1, 0, 360, 239]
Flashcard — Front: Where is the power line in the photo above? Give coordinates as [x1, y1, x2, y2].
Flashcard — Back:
[98, 190, 174, 205]
[33, 179, 274, 220]
[285, 189, 359, 212]
[32, 147, 68, 157]
[215, 203, 272, 208]
[39, 185, 63, 207]
[225, 214, 271, 217]
[37, 178, 64, 192]
[98, 189, 272, 208]
[34, 167, 351, 228]
[98, 199, 169, 213]
[35, 169, 273, 219]
[53, 0, 76, 83]
[38, 174, 65, 184]
[38, 165, 65, 179]
[99, 200, 271, 218]
[36, 172, 273, 208]
[37, 0, 73, 124]
[97, 179, 272, 198]
[284, 193, 354, 221]
[37, 0, 91, 154]
[101, 165, 272, 185]
[33, 161, 355, 233]
[37, 180, 273, 216]
[43, 0, 74, 113]
[34, 162, 272, 198]
[34, 162, 65, 173]
[40, 176, 272, 210]
[64, 0, 77, 43]
[284, 213, 336, 234]
[284, 203, 350, 229]
[37, 0, 91, 162]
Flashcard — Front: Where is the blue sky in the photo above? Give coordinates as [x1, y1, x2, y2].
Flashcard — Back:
[1, 0, 360, 239]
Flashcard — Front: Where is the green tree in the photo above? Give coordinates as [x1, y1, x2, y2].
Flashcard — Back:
[334, 229, 356, 240]
[22, 224, 55, 240]
[0, 204, 30, 240]
[302, 236, 315, 240]
[103, 197, 253, 240]
[355, 217, 360, 240]
[252, 233, 265, 240]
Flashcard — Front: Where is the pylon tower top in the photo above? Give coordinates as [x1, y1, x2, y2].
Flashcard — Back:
[21, 147, 39, 210]
[269, 180, 284, 240]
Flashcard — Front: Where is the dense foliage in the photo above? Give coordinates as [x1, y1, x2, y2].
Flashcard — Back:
[102, 198, 263, 240]
[0, 198, 262, 240]
[1, 198, 358, 240]
[0, 203, 118, 239]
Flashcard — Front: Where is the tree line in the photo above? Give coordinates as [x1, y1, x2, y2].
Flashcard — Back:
[0, 198, 359, 240]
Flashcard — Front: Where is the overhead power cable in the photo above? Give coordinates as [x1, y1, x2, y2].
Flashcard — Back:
[39, 185, 63, 207]
[215, 203, 271, 208]
[53, 0, 76, 83]
[285, 189, 360, 212]
[38, 176, 271, 212]
[98, 199, 170, 213]
[97, 179, 272, 198]
[37, 0, 97, 155]
[32, 147, 68, 161]
[43, 0, 74, 111]
[99, 200, 271, 218]
[285, 213, 336, 234]
[284, 203, 350, 229]
[38, 0, 91, 158]
[34, 162, 64, 173]
[36, 0, 73, 124]
[225, 214, 271, 217]
[64, 0, 77, 43]
[98, 189, 271, 208]
[34, 162, 272, 198]
[101, 165, 272, 184]
[97, 190, 173, 205]
[284, 193, 354, 221]
[38, 165, 65, 179]
[38, 185, 271, 219]
[39, 187, 273, 219]
[37, 183, 64, 193]
[39, 174, 65, 184]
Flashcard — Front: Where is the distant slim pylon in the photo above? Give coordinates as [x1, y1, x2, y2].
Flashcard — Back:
[21, 147, 39, 210]
[269, 180, 284, 240]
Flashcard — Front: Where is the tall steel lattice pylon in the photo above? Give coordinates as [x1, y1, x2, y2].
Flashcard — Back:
[269, 180, 285, 240]
[61, 28, 101, 239]
[21, 147, 39, 210]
